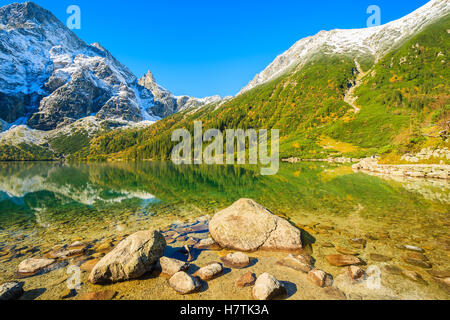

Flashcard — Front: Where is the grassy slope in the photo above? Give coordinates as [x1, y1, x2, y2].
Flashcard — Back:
[325, 15, 450, 161]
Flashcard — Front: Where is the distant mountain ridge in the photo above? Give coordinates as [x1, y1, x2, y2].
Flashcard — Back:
[72, 0, 449, 163]
[239, 0, 449, 94]
[0, 0, 448, 162]
[138, 70, 222, 117]
[0, 1, 219, 133]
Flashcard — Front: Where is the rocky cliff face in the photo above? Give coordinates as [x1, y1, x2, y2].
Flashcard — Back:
[0, 2, 161, 131]
[138, 70, 222, 116]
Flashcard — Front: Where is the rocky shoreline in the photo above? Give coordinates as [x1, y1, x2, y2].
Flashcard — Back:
[1, 199, 449, 300]
[353, 158, 449, 180]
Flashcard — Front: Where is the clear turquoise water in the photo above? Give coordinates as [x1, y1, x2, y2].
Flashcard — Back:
[0, 161, 449, 298]
[0, 161, 448, 234]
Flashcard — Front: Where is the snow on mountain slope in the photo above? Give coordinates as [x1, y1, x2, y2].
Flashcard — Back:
[0, 2, 160, 131]
[239, 0, 450, 94]
[138, 70, 222, 116]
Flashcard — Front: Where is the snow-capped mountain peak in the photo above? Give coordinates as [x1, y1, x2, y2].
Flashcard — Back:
[0, 2, 161, 131]
[238, 0, 450, 94]
[138, 70, 223, 116]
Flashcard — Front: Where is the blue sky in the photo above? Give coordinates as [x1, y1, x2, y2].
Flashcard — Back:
[2, 0, 430, 97]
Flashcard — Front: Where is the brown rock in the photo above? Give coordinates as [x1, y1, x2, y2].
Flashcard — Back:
[78, 290, 117, 300]
[92, 252, 105, 259]
[402, 257, 432, 269]
[321, 242, 335, 248]
[276, 254, 313, 273]
[336, 247, 358, 256]
[406, 252, 428, 261]
[381, 265, 403, 275]
[308, 269, 333, 287]
[402, 270, 424, 282]
[94, 241, 114, 253]
[69, 255, 91, 267]
[236, 272, 256, 288]
[326, 254, 362, 267]
[433, 277, 450, 291]
[80, 259, 100, 272]
[367, 232, 390, 240]
[350, 238, 367, 247]
[193, 262, 223, 281]
[348, 266, 366, 281]
[221, 252, 251, 269]
[370, 253, 392, 262]
[427, 270, 450, 278]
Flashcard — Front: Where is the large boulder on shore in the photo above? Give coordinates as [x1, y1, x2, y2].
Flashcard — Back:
[89, 230, 166, 284]
[209, 199, 302, 252]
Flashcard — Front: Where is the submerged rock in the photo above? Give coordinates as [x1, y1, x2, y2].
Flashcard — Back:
[17, 258, 56, 276]
[427, 270, 450, 278]
[406, 252, 429, 261]
[169, 272, 201, 294]
[350, 238, 367, 248]
[308, 269, 333, 287]
[209, 199, 302, 252]
[402, 270, 424, 282]
[326, 254, 362, 267]
[45, 247, 86, 260]
[194, 238, 221, 250]
[236, 272, 256, 288]
[432, 277, 450, 291]
[397, 245, 425, 253]
[276, 254, 313, 273]
[78, 290, 117, 300]
[221, 252, 251, 269]
[336, 247, 359, 256]
[402, 257, 432, 269]
[321, 242, 335, 248]
[252, 273, 287, 300]
[0, 282, 24, 300]
[157, 257, 190, 276]
[80, 259, 100, 272]
[370, 253, 392, 262]
[194, 262, 223, 281]
[381, 265, 403, 275]
[68, 241, 88, 250]
[348, 266, 366, 281]
[89, 230, 166, 284]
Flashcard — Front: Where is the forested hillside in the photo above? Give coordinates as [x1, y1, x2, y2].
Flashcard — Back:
[71, 16, 449, 163]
